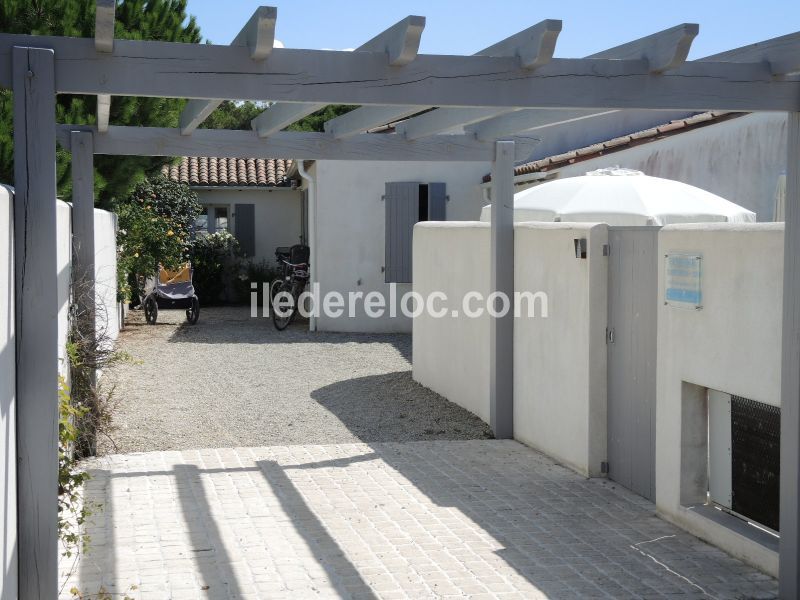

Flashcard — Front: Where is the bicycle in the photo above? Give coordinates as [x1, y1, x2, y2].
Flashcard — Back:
[270, 244, 310, 330]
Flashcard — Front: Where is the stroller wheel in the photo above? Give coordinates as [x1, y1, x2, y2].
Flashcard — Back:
[144, 295, 158, 324]
[186, 295, 200, 324]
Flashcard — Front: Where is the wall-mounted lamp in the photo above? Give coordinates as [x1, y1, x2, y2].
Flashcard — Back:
[574, 238, 587, 259]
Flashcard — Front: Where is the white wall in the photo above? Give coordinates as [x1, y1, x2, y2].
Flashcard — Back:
[0, 186, 16, 600]
[514, 223, 608, 477]
[57, 201, 72, 378]
[545, 113, 787, 221]
[412, 222, 490, 422]
[94, 209, 119, 344]
[656, 223, 783, 576]
[413, 221, 609, 476]
[196, 188, 304, 262]
[312, 160, 490, 333]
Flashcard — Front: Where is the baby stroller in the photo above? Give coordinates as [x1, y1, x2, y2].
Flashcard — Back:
[141, 263, 200, 325]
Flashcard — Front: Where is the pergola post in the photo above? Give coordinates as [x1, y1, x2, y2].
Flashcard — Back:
[490, 140, 515, 439]
[780, 111, 800, 598]
[12, 46, 58, 599]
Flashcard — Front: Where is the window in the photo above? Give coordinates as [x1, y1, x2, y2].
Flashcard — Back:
[384, 182, 446, 283]
[194, 205, 230, 236]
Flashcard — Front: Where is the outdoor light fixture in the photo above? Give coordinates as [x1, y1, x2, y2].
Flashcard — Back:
[574, 238, 587, 259]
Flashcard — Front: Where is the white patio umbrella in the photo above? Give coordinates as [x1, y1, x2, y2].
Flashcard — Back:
[480, 168, 756, 226]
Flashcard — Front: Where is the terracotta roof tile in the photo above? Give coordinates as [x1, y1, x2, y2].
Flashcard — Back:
[163, 157, 295, 187]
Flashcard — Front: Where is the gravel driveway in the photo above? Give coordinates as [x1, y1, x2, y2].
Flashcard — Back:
[100, 306, 491, 454]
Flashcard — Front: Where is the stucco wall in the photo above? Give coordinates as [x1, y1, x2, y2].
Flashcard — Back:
[656, 223, 783, 576]
[412, 222, 490, 422]
[0, 186, 15, 600]
[57, 201, 72, 378]
[94, 209, 119, 344]
[545, 113, 787, 222]
[312, 160, 490, 333]
[514, 223, 608, 477]
[413, 221, 609, 476]
[195, 188, 304, 263]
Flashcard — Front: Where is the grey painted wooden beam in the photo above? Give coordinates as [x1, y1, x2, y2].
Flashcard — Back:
[252, 15, 425, 138]
[1, 34, 799, 111]
[356, 15, 425, 66]
[489, 140, 515, 439]
[589, 23, 698, 73]
[70, 130, 97, 423]
[322, 105, 425, 139]
[180, 6, 276, 135]
[705, 29, 800, 76]
[479, 18, 562, 69]
[56, 124, 538, 162]
[780, 111, 800, 599]
[395, 108, 518, 140]
[13, 45, 59, 600]
[96, 93, 110, 132]
[94, 0, 115, 53]
[323, 19, 562, 139]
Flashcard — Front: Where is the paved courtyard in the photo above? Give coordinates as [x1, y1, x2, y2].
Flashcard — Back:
[61, 307, 778, 599]
[63, 442, 776, 599]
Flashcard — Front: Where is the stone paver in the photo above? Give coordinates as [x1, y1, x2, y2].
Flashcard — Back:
[61, 441, 778, 599]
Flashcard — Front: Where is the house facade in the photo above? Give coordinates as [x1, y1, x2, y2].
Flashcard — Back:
[163, 157, 304, 263]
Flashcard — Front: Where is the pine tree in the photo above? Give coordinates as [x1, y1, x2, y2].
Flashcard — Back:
[0, 0, 202, 206]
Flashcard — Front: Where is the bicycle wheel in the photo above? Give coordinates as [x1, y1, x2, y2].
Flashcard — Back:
[269, 279, 283, 314]
[144, 295, 158, 324]
[185, 295, 200, 324]
[271, 282, 296, 330]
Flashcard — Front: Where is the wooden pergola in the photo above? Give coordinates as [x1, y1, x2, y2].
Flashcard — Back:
[2, 4, 799, 597]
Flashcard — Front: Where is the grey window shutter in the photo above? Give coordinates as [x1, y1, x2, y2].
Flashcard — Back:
[385, 182, 419, 284]
[207, 206, 217, 234]
[428, 182, 446, 220]
[235, 203, 256, 257]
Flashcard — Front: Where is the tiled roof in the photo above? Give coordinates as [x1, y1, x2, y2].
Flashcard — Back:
[162, 157, 295, 187]
[483, 111, 746, 182]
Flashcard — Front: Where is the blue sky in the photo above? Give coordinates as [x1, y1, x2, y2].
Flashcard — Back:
[185, 0, 799, 58]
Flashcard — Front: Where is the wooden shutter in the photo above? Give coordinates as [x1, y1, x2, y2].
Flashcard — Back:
[384, 182, 419, 283]
[428, 182, 446, 220]
[235, 203, 256, 257]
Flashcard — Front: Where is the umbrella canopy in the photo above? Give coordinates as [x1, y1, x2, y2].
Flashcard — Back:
[480, 168, 756, 226]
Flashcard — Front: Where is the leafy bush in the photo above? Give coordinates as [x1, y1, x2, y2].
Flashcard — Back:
[191, 231, 243, 305]
[232, 259, 280, 306]
[116, 176, 201, 301]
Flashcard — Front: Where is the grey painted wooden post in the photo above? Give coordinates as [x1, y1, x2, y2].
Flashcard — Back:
[490, 141, 514, 439]
[12, 46, 58, 599]
[780, 111, 800, 599]
[71, 131, 96, 345]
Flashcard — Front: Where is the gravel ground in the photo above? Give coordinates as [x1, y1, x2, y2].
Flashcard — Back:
[100, 306, 492, 454]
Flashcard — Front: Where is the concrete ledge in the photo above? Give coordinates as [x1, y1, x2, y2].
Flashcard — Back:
[657, 504, 779, 577]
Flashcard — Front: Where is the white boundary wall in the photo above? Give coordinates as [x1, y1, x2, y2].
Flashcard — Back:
[0, 186, 16, 599]
[413, 221, 609, 475]
[0, 189, 118, 599]
[513, 223, 608, 477]
[656, 222, 783, 576]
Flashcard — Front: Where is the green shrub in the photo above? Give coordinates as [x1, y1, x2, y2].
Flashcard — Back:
[232, 258, 280, 306]
[191, 231, 242, 305]
[115, 176, 201, 302]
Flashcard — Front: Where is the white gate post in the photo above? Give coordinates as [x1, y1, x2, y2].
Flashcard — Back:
[12, 46, 59, 598]
[490, 140, 515, 439]
[780, 112, 800, 598]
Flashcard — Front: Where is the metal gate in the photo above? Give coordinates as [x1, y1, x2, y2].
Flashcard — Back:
[606, 227, 660, 500]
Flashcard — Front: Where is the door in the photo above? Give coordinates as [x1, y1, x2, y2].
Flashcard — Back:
[607, 227, 659, 500]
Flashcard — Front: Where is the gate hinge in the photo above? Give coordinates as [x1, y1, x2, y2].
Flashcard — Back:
[601, 461, 609, 474]
[606, 327, 615, 344]
[602, 244, 610, 256]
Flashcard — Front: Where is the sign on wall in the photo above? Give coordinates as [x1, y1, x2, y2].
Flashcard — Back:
[665, 253, 702, 309]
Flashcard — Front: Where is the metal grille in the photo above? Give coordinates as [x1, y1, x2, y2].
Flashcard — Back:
[731, 396, 780, 531]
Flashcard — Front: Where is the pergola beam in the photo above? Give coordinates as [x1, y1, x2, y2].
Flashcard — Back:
[590, 22, 698, 73]
[251, 15, 425, 138]
[324, 19, 562, 139]
[94, 0, 115, 132]
[56, 124, 538, 162]
[180, 6, 277, 135]
[468, 26, 798, 141]
[395, 108, 519, 140]
[1, 36, 798, 112]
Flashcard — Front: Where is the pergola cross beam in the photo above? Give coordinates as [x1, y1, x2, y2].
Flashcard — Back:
[324, 19, 563, 139]
[179, 6, 277, 136]
[250, 15, 426, 139]
[94, 0, 115, 132]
